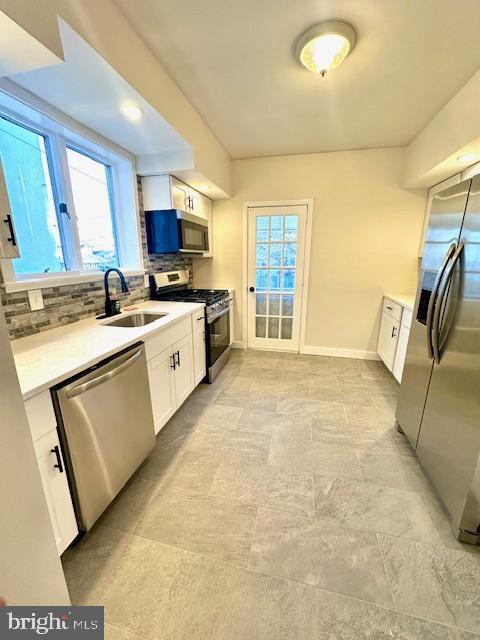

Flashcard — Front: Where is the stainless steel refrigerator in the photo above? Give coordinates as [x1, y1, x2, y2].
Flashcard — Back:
[396, 174, 480, 544]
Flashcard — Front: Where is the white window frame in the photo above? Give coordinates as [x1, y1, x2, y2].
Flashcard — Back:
[0, 83, 144, 292]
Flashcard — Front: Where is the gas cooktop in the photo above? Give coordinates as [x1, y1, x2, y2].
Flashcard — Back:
[153, 288, 228, 305]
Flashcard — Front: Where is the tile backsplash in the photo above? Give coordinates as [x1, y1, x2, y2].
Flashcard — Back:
[1, 177, 193, 340]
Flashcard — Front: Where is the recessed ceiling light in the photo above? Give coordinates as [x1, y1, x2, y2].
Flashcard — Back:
[295, 20, 356, 76]
[457, 153, 479, 163]
[120, 102, 144, 121]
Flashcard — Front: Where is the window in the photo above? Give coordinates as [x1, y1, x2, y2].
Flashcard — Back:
[66, 147, 119, 271]
[0, 90, 141, 288]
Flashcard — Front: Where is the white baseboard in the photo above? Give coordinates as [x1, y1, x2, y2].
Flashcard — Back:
[231, 341, 246, 350]
[301, 345, 380, 361]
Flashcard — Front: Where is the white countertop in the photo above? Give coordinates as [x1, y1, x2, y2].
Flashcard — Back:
[384, 293, 416, 311]
[11, 300, 204, 401]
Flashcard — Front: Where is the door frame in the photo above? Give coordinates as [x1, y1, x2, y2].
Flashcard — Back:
[242, 199, 313, 352]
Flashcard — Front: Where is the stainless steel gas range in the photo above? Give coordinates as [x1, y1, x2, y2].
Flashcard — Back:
[149, 270, 231, 382]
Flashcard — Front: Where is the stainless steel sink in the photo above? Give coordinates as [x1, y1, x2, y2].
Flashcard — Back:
[102, 312, 168, 328]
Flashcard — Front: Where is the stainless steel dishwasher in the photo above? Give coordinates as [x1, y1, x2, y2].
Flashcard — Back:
[53, 343, 155, 532]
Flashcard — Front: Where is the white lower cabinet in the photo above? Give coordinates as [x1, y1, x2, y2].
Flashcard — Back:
[25, 391, 78, 556]
[147, 346, 177, 433]
[146, 313, 201, 434]
[172, 333, 195, 407]
[33, 429, 78, 555]
[392, 323, 409, 383]
[377, 311, 400, 371]
[377, 296, 413, 382]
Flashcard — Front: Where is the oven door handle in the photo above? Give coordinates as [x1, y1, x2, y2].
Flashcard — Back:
[207, 306, 230, 324]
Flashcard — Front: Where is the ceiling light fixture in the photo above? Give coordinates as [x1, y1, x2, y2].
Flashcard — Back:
[457, 153, 479, 164]
[295, 20, 356, 76]
[120, 102, 144, 121]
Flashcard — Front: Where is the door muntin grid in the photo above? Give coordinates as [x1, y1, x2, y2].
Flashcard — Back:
[254, 214, 298, 340]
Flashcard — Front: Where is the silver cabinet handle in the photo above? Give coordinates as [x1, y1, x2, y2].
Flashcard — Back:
[66, 348, 143, 398]
[426, 241, 457, 359]
[432, 240, 464, 364]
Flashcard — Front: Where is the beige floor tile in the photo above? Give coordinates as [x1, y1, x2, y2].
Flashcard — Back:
[316, 589, 476, 640]
[312, 420, 398, 452]
[314, 476, 442, 544]
[378, 534, 480, 633]
[344, 403, 396, 428]
[249, 508, 393, 606]
[97, 476, 160, 534]
[134, 488, 257, 565]
[72, 533, 318, 640]
[209, 459, 314, 516]
[269, 434, 363, 479]
[186, 430, 271, 464]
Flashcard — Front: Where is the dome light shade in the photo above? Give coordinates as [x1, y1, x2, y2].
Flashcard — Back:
[295, 21, 356, 76]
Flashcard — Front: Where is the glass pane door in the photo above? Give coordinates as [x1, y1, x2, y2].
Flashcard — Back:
[249, 206, 306, 350]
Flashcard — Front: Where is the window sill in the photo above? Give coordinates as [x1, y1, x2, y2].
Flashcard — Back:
[2, 269, 146, 293]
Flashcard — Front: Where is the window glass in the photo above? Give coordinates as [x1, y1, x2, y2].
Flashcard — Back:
[0, 117, 65, 275]
[66, 147, 118, 271]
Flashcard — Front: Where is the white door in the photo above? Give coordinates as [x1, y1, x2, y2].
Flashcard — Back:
[34, 429, 78, 555]
[147, 346, 177, 434]
[0, 159, 19, 258]
[173, 333, 195, 407]
[193, 325, 206, 386]
[247, 205, 308, 351]
[377, 312, 400, 371]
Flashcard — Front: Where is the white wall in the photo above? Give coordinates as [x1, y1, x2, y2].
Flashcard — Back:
[0, 305, 70, 605]
[0, 0, 232, 195]
[194, 147, 426, 356]
[405, 67, 480, 188]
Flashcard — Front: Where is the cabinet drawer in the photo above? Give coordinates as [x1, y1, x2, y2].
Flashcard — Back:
[25, 391, 57, 442]
[383, 298, 402, 321]
[401, 307, 413, 330]
[145, 316, 191, 361]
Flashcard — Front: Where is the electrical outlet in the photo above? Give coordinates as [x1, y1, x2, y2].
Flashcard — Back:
[28, 289, 44, 311]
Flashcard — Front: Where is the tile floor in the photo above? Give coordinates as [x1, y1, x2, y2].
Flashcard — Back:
[62, 349, 480, 640]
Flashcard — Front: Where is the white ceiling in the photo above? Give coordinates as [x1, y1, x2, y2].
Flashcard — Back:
[115, 0, 480, 159]
[11, 19, 190, 158]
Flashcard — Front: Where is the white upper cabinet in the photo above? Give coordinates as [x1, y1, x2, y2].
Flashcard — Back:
[142, 175, 212, 218]
[141, 175, 213, 257]
[0, 159, 19, 259]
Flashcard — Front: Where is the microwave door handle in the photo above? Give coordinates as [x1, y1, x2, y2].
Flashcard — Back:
[425, 241, 456, 358]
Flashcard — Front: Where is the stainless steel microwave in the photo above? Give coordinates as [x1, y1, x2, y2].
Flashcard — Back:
[145, 209, 209, 254]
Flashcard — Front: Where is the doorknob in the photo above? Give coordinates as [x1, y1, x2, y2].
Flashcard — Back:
[249, 286, 255, 292]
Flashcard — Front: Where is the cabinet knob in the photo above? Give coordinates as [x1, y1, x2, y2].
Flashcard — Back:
[249, 286, 255, 293]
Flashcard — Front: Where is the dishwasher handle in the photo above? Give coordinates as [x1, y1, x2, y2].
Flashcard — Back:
[65, 348, 144, 399]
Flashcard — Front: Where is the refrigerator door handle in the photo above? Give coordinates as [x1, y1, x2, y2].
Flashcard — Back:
[432, 240, 465, 364]
[426, 241, 457, 359]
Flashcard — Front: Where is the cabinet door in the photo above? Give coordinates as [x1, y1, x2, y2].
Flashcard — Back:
[172, 333, 195, 407]
[0, 159, 19, 259]
[377, 312, 400, 371]
[193, 326, 206, 386]
[34, 429, 78, 555]
[171, 177, 188, 211]
[392, 322, 410, 383]
[147, 346, 177, 434]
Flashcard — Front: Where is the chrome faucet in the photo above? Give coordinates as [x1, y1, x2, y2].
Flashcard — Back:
[104, 268, 129, 317]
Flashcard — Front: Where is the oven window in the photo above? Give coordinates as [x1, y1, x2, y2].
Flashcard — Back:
[208, 312, 230, 365]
